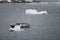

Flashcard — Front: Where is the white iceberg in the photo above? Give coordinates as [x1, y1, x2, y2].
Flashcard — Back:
[25, 9, 48, 15]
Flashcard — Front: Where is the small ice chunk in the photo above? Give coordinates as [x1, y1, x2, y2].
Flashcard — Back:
[25, 9, 48, 15]
[9, 25, 24, 32]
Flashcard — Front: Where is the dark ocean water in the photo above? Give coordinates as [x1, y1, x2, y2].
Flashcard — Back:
[0, 3, 60, 40]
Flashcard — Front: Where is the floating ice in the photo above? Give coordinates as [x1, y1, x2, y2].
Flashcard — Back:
[25, 9, 48, 15]
[9, 25, 24, 32]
